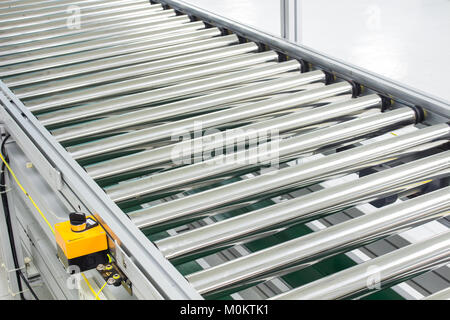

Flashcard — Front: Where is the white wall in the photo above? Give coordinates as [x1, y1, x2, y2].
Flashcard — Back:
[183, 0, 450, 102]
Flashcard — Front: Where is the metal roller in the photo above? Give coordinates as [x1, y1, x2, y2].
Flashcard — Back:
[134, 124, 450, 233]
[0, 0, 151, 22]
[0, 0, 98, 11]
[43, 71, 321, 130]
[270, 231, 450, 300]
[185, 187, 450, 294]
[0, 19, 205, 66]
[106, 107, 417, 203]
[12, 43, 259, 98]
[0, 14, 190, 56]
[3, 32, 232, 86]
[19, 51, 279, 105]
[0, 0, 139, 14]
[85, 93, 378, 180]
[35, 59, 301, 121]
[0, 9, 177, 46]
[65, 79, 348, 160]
[136, 151, 450, 263]
[0, 1, 156, 30]
[27, 58, 296, 112]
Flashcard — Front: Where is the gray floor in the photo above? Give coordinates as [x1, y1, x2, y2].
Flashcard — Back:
[184, 0, 450, 102]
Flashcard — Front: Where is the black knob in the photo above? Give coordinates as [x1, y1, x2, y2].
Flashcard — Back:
[70, 212, 86, 232]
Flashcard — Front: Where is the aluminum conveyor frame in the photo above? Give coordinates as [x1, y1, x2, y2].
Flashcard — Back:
[0, 0, 448, 300]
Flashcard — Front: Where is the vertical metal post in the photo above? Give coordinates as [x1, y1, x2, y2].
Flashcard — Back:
[280, 0, 301, 43]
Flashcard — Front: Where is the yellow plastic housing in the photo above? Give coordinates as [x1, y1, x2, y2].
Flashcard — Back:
[55, 216, 107, 260]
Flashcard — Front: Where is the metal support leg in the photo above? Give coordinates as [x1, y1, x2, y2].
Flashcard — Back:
[280, 0, 301, 43]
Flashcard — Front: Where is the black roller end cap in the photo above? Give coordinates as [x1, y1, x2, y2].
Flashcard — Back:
[298, 59, 309, 72]
[349, 81, 362, 98]
[380, 96, 393, 111]
[323, 71, 335, 84]
[409, 105, 426, 124]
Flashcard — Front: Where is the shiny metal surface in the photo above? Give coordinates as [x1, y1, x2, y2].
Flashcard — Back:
[38, 60, 301, 123]
[22, 51, 279, 107]
[66, 78, 347, 160]
[87, 91, 380, 180]
[270, 231, 450, 300]
[0, 1, 156, 30]
[0, 14, 189, 56]
[42, 71, 314, 129]
[14, 42, 259, 99]
[136, 151, 450, 265]
[143, 124, 450, 239]
[0, 0, 448, 301]
[0, 0, 110, 12]
[4, 31, 231, 86]
[52, 69, 325, 143]
[111, 107, 416, 203]
[186, 187, 450, 294]
[0, 20, 205, 68]
[0, 0, 150, 22]
[0, 9, 177, 46]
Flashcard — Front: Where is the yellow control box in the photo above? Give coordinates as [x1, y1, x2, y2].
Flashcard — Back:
[55, 215, 108, 271]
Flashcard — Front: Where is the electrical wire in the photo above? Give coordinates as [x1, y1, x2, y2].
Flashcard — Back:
[1, 134, 39, 300]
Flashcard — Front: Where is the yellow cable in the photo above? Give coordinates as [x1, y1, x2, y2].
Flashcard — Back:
[81, 273, 107, 300]
[0, 152, 54, 234]
[95, 281, 107, 300]
[81, 273, 101, 300]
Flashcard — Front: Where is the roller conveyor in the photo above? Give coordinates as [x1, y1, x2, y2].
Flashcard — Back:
[3, 31, 232, 84]
[0, 0, 448, 301]
[187, 187, 450, 295]
[85, 94, 382, 179]
[1, 14, 191, 55]
[0, 19, 206, 66]
[133, 124, 450, 235]
[270, 231, 450, 300]
[66, 71, 342, 159]
[104, 107, 418, 202]
[21, 51, 280, 103]
[151, 151, 450, 261]
[0, 1, 156, 30]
